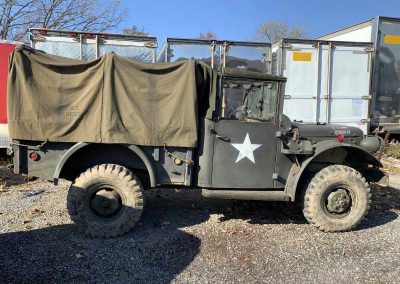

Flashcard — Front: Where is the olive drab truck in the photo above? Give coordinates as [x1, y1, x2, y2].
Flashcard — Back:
[8, 46, 387, 238]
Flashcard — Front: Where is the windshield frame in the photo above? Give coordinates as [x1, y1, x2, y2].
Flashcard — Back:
[218, 76, 282, 124]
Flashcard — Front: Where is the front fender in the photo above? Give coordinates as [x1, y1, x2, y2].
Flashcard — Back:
[285, 141, 383, 201]
[310, 141, 382, 167]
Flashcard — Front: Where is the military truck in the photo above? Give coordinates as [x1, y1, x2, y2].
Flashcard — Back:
[8, 46, 387, 238]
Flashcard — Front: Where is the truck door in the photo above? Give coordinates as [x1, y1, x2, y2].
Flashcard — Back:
[210, 78, 280, 189]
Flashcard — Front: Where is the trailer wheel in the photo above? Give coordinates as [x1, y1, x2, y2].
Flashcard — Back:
[67, 164, 144, 238]
[302, 165, 371, 232]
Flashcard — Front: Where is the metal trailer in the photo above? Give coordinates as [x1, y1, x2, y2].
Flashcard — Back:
[0, 40, 21, 149]
[318, 16, 400, 134]
[30, 28, 158, 63]
[157, 38, 271, 73]
[272, 38, 374, 135]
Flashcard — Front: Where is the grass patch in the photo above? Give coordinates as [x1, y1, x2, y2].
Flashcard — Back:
[386, 143, 400, 159]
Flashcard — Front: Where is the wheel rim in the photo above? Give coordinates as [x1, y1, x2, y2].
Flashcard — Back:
[90, 187, 122, 218]
[323, 187, 353, 218]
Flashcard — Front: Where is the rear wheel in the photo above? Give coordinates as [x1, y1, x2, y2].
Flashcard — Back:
[302, 165, 371, 232]
[67, 164, 144, 238]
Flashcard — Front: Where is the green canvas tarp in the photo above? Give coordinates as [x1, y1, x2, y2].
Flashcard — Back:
[7, 46, 216, 147]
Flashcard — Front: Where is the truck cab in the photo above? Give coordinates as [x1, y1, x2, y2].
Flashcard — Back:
[197, 69, 295, 192]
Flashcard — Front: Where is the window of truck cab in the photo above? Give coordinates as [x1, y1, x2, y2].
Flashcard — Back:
[220, 77, 279, 123]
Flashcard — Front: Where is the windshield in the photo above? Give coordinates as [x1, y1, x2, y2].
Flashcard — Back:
[221, 79, 278, 122]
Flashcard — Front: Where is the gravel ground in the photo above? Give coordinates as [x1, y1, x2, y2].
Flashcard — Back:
[0, 165, 400, 283]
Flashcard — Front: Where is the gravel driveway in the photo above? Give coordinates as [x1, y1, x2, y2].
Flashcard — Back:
[0, 166, 400, 283]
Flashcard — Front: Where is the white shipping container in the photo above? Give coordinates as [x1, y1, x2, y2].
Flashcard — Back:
[273, 39, 373, 134]
[318, 16, 400, 134]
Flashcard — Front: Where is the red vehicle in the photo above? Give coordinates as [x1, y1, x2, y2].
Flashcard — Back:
[0, 40, 19, 149]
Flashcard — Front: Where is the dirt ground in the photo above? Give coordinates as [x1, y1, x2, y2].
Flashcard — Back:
[0, 161, 400, 283]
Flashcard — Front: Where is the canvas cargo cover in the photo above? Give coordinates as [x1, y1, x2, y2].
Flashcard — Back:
[7, 46, 216, 147]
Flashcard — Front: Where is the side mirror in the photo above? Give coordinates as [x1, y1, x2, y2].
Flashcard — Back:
[279, 114, 292, 132]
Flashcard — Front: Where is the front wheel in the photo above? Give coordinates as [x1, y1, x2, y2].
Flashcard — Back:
[67, 164, 144, 238]
[302, 165, 371, 232]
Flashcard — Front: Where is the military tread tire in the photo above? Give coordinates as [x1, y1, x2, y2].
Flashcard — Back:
[67, 164, 144, 238]
[302, 165, 371, 232]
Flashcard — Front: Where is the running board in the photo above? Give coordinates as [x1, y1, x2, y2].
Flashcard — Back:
[202, 189, 291, 201]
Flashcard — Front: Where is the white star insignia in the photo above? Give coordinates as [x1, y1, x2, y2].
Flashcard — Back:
[231, 133, 262, 164]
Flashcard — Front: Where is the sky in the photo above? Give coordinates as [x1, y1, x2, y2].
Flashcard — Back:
[120, 0, 400, 42]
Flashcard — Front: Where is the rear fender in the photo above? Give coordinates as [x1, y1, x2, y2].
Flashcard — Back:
[54, 143, 157, 187]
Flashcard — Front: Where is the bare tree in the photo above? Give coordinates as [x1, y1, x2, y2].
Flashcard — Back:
[256, 21, 309, 43]
[122, 25, 148, 37]
[0, 0, 37, 40]
[0, 0, 127, 41]
[198, 30, 216, 40]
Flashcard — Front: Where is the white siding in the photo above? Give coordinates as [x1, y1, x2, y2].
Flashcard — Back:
[325, 25, 372, 42]
[317, 20, 373, 42]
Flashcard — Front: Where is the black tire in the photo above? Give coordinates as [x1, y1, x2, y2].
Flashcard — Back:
[302, 165, 371, 232]
[67, 164, 144, 238]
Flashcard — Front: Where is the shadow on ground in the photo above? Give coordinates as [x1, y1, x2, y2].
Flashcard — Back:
[0, 181, 399, 282]
[0, 166, 29, 187]
[0, 215, 200, 283]
[357, 184, 400, 230]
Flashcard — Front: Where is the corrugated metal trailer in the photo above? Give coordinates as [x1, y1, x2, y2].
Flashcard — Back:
[318, 16, 400, 134]
[272, 39, 374, 134]
[157, 38, 271, 73]
[30, 28, 158, 63]
[0, 41, 20, 149]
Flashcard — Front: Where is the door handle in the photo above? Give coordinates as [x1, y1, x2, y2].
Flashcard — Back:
[216, 135, 231, 142]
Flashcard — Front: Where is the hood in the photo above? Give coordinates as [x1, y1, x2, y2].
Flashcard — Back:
[293, 123, 364, 143]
